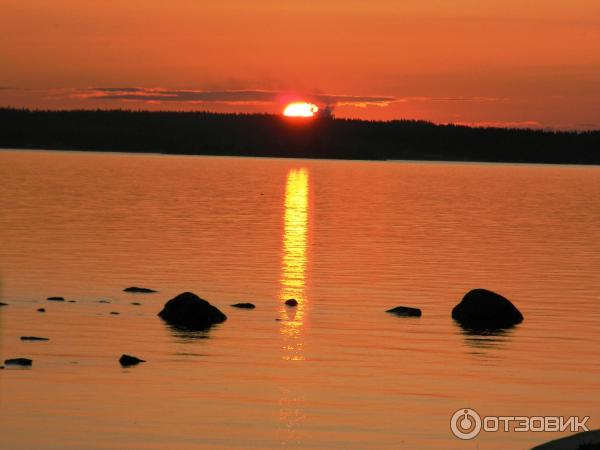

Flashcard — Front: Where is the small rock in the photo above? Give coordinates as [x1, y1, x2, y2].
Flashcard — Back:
[0, 302, 8, 306]
[4, 358, 33, 366]
[47, 296, 65, 302]
[158, 292, 227, 330]
[123, 286, 157, 293]
[20, 336, 49, 341]
[131, 302, 141, 306]
[0, 365, 4, 369]
[285, 299, 298, 307]
[231, 302, 256, 309]
[110, 311, 120, 315]
[37, 308, 45, 312]
[452, 288, 523, 330]
[98, 300, 110, 304]
[119, 354, 145, 366]
[386, 306, 422, 317]
[68, 300, 76, 303]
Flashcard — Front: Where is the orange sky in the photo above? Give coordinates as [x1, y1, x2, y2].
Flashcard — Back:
[1, 0, 599, 129]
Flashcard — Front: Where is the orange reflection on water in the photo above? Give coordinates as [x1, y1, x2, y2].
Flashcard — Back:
[280, 168, 309, 362]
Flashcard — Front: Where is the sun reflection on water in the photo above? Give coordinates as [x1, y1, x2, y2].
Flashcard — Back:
[280, 168, 309, 362]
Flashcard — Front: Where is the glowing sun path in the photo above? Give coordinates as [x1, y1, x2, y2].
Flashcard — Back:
[280, 168, 309, 362]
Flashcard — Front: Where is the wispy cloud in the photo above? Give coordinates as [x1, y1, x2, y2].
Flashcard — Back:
[77, 87, 398, 107]
[450, 120, 543, 129]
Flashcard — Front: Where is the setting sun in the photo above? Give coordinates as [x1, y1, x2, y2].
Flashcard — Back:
[283, 102, 319, 118]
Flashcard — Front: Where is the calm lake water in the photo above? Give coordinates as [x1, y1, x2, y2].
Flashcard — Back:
[0, 149, 599, 450]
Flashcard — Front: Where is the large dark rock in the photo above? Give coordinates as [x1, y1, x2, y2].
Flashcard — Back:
[158, 292, 227, 330]
[231, 302, 256, 309]
[4, 358, 33, 366]
[47, 296, 65, 302]
[124, 286, 157, 293]
[285, 299, 298, 307]
[119, 354, 145, 366]
[37, 308, 45, 312]
[452, 289, 523, 330]
[21, 336, 49, 341]
[386, 306, 422, 317]
[0, 302, 8, 306]
[531, 429, 600, 450]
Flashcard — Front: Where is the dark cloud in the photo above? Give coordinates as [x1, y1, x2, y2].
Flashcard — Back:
[83, 87, 397, 107]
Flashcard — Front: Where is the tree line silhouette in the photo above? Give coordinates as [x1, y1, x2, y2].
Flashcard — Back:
[1, 108, 598, 164]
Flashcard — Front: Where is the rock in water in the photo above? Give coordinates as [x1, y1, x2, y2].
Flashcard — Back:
[452, 288, 523, 330]
[123, 287, 157, 293]
[4, 358, 33, 366]
[20, 336, 49, 341]
[0, 302, 8, 306]
[158, 292, 227, 330]
[131, 302, 141, 306]
[47, 296, 65, 302]
[386, 306, 422, 317]
[98, 300, 111, 304]
[231, 303, 256, 309]
[119, 354, 145, 366]
[110, 311, 120, 315]
[285, 299, 298, 307]
[37, 308, 45, 312]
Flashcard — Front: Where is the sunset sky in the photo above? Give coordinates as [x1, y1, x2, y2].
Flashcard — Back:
[1, 0, 599, 129]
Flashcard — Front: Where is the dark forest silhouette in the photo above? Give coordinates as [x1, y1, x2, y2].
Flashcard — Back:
[1, 108, 599, 164]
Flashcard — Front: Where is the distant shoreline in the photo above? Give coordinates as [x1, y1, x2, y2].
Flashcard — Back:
[2, 108, 599, 165]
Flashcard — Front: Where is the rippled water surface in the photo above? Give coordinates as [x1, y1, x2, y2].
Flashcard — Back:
[1, 150, 599, 449]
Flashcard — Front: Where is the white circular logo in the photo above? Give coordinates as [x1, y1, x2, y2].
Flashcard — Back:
[451, 408, 482, 440]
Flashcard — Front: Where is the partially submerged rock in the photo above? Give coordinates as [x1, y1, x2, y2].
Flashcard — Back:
[158, 292, 227, 330]
[47, 296, 65, 302]
[0, 302, 8, 306]
[531, 429, 600, 450]
[98, 300, 111, 304]
[110, 311, 120, 315]
[452, 288, 523, 330]
[123, 287, 157, 293]
[37, 308, 45, 312]
[131, 302, 141, 306]
[386, 306, 422, 317]
[285, 299, 298, 307]
[119, 354, 145, 366]
[4, 358, 33, 366]
[231, 302, 256, 309]
[68, 300, 76, 303]
[20, 336, 49, 341]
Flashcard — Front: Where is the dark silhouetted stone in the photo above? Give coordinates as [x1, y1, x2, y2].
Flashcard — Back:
[47, 296, 65, 302]
[386, 306, 422, 317]
[285, 299, 298, 307]
[0, 366, 4, 369]
[110, 311, 120, 315]
[4, 358, 32, 366]
[0, 302, 8, 306]
[68, 300, 76, 303]
[158, 292, 227, 330]
[532, 429, 600, 450]
[119, 354, 145, 366]
[98, 300, 110, 303]
[231, 303, 256, 309]
[123, 287, 157, 293]
[452, 288, 523, 331]
[131, 302, 141, 306]
[21, 336, 49, 341]
[37, 308, 45, 312]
